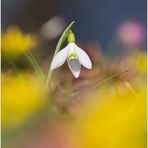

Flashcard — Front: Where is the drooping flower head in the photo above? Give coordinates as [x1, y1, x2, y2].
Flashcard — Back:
[50, 30, 92, 78]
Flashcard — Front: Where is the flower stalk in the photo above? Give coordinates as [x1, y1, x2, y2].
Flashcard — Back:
[46, 21, 75, 88]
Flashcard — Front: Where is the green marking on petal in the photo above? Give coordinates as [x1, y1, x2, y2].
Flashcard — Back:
[69, 53, 77, 60]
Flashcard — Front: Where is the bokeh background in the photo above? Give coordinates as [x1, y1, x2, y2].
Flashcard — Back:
[2, 0, 147, 48]
[2, 0, 147, 148]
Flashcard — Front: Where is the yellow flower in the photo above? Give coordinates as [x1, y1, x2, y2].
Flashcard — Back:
[135, 52, 147, 74]
[2, 26, 38, 56]
[2, 73, 47, 129]
[70, 81, 146, 148]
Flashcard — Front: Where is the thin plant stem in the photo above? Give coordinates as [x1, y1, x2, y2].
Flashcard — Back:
[71, 69, 129, 98]
[65, 79, 72, 102]
[46, 21, 75, 89]
[124, 81, 137, 97]
[25, 50, 45, 80]
[112, 85, 121, 98]
[92, 69, 129, 89]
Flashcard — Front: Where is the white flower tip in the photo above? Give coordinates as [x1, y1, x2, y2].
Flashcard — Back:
[50, 62, 56, 70]
[50, 66, 54, 70]
[72, 69, 80, 78]
[87, 62, 92, 69]
[74, 74, 80, 78]
[84, 60, 92, 70]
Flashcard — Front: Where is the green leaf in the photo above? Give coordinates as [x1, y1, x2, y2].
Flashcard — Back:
[71, 69, 129, 98]
[25, 50, 45, 80]
[46, 21, 75, 88]
[92, 69, 129, 89]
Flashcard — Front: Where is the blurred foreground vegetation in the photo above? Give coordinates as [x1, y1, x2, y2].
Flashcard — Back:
[2, 23, 147, 148]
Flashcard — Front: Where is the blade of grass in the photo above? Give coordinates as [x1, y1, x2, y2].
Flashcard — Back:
[8, 61, 20, 74]
[124, 81, 137, 97]
[25, 50, 45, 80]
[92, 69, 129, 89]
[46, 21, 75, 88]
[71, 69, 129, 98]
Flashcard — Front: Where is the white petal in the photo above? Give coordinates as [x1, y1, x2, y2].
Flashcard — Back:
[67, 59, 81, 78]
[50, 45, 69, 70]
[68, 43, 75, 54]
[74, 44, 92, 69]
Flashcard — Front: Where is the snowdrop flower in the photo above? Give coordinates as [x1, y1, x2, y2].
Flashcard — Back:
[50, 30, 92, 78]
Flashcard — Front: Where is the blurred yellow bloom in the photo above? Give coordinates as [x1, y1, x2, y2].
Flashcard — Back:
[2, 73, 47, 129]
[70, 81, 146, 148]
[135, 52, 147, 74]
[2, 26, 38, 55]
[124, 51, 147, 75]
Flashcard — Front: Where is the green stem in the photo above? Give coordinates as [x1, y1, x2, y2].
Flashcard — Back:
[25, 50, 45, 80]
[92, 69, 129, 89]
[46, 21, 75, 88]
[72, 69, 129, 98]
